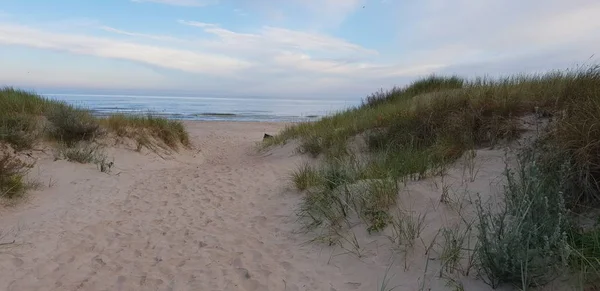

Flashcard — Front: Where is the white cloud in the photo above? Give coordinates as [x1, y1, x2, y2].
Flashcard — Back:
[179, 20, 377, 55]
[99, 26, 183, 42]
[131, 0, 219, 7]
[407, 0, 600, 58]
[0, 23, 250, 75]
[4, 0, 600, 97]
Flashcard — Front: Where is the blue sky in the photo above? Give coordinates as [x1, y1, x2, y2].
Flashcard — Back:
[0, 0, 599, 99]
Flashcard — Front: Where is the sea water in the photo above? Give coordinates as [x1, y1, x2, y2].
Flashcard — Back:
[42, 93, 360, 122]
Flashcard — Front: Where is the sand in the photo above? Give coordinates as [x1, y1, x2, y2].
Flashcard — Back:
[0, 121, 555, 291]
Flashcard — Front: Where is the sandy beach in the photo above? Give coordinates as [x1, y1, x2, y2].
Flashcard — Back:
[0, 121, 540, 291]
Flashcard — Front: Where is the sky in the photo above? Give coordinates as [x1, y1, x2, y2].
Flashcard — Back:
[0, 0, 599, 99]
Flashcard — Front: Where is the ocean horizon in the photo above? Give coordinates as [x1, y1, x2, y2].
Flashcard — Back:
[42, 93, 361, 122]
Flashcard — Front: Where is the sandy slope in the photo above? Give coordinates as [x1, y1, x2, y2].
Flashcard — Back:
[0, 121, 557, 291]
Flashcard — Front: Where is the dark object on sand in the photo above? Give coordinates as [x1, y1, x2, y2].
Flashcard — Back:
[263, 133, 273, 140]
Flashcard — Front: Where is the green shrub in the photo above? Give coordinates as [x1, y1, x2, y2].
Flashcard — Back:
[476, 150, 572, 288]
[56, 142, 106, 164]
[47, 105, 100, 143]
[0, 153, 32, 198]
[0, 114, 39, 150]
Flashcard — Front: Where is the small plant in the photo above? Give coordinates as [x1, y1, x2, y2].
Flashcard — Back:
[439, 222, 476, 276]
[56, 142, 107, 164]
[0, 153, 33, 198]
[462, 149, 480, 183]
[378, 261, 400, 291]
[298, 135, 323, 157]
[291, 162, 322, 191]
[475, 151, 572, 288]
[568, 227, 600, 288]
[388, 208, 427, 249]
[365, 209, 391, 234]
[0, 114, 39, 150]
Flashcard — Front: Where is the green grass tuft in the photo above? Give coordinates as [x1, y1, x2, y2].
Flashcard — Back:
[0, 153, 33, 199]
[291, 162, 322, 191]
[101, 114, 190, 149]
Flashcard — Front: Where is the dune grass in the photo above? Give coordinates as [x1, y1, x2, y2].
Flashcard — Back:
[265, 65, 600, 289]
[0, 87, 191, 199]
[0, 153, 33, 199]
[100, 114, 190, 149]
[0, 87, 190, 151]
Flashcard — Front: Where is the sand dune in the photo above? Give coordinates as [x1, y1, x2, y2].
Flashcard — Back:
[0, 121, 537, 291]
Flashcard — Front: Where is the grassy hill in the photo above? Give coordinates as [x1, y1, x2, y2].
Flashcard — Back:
[263, 66, 600, 289]
[0, 87, 189, 198]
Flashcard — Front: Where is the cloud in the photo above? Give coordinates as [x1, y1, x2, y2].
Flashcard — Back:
[177, 20, 218, 28]
[407, 0, 600, 57]
[4, 0, 600, 97]
[179, 20, 377, 56]
[99, 26, 183, 42]
[0, 23, 250, 75]
[131, 0, 219, 7]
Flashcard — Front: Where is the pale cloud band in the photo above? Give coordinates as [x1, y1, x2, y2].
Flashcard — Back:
[0, 0, 599, 96]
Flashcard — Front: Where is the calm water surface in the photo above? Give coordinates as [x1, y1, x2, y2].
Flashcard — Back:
[42, 93, 360, 122]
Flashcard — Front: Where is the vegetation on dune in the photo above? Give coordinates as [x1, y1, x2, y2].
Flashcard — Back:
[0, 87, 191, 199]
[0, 153, 33, 199]
[0, 87, 190, 151]
[265, 65, 600, 289]
[101, 114, 190, 149]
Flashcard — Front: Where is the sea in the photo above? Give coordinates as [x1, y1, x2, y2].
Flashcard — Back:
[42, 93, 361, 122]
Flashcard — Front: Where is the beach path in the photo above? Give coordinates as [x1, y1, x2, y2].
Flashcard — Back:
[0, 122, 366, 291]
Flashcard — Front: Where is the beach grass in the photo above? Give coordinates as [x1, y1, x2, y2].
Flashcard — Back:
[0, 87, 190, 150]
[0, 87, 191, 198]
[266, 65, 600, 289]
[100, 113, 190, 149]
[0, 152, 33, 199]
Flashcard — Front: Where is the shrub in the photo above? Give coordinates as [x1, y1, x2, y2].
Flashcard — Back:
[56, 142, 106, 164]
[47, 104, 100, 144]
[0, 114, 39, 150]
[476, 150, 571, 288]
[0, 153, 32, 198]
